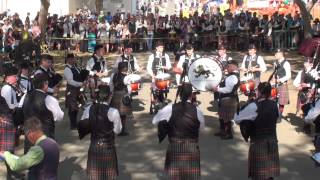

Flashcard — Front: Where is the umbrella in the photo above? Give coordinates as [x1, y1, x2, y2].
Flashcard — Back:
[299, 37, 320, 57]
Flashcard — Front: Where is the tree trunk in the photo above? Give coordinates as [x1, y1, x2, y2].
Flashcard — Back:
[95, 0, 103, 13]
[39, 0, 50, 40]
[294, 0, 316, 39]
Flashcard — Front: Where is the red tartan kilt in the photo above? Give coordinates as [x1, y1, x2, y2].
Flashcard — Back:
[0, 120, 16, 152]
[248, 140, 280, 179]
[218, 97, 238, 123]
[277, 84, 289, 105]
[65, 85, 81, 111]
[87, 140, 118, 180]
[110, 90, 132, 116]
[165, 139, 201, 180]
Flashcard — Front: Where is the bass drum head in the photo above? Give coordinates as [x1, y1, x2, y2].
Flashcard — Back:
[188, 57, 223, 91]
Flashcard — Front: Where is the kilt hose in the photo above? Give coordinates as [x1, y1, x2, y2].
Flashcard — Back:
[218, 97, 238, 123]
[110, 90, 132, 116]
[165, 138, 201, 180]
[277, 83, 289, 106]
[248, 139, 280, 180]
[87, 140, 118, 180]
[65, 85, 81, 111]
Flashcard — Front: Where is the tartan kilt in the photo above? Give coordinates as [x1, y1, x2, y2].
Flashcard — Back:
[165, 138, 201, 180]
[0, 119, 16, 152]
[218, 97, 238, 123]
[110, 90, 132, 116]
[277, 83, 289, 105]
[65, 85, 81, 111]
[248, 140, 280, 180]
[87, 140, 118, 180]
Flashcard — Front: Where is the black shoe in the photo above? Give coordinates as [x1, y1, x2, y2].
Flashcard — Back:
[214, 131, 224, 137]
[118, 131, 129, 136]
[220, 133, 233, 140]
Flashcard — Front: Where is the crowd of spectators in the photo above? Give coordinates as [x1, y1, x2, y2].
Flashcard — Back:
[1, 5, 320, 59]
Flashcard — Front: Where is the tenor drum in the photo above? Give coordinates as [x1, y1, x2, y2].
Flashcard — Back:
[188, 57, 223, 91]
[240, 76, 255, 95]
[155, 73, 171, 90]
[271, 87, 278, 98]
[124, 74, 142, 92]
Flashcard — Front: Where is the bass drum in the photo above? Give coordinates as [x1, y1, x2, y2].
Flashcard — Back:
[188, 57, 223, 91]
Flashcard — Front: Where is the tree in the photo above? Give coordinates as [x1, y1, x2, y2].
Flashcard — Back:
[294, 0, 317, 38]
[95, 0, 103, 13]
[38, 0, 50, 39]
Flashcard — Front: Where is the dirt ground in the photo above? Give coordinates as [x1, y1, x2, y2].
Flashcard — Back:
[0, 50, 319, 180]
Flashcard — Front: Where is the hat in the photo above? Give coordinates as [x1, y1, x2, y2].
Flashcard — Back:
[275, 48, 285, 53]
[185, 43, 193, 50]
[248, 44, 257, 50]
[218, 45, 226, 50]
[66, 53, 75, 59]
[40, 54, 53, 61]
[94, 44, 104, 53]
[124, 43, 132, 49]
[228, 60, 238, 67]
[4, 67, 18, 77]
[20, 62, 30, 69]
[155, 41, 164, 47]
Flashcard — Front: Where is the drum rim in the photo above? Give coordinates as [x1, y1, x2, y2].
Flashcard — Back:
[187, 57, 224, 92]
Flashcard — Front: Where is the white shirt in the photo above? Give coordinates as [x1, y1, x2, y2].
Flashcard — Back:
[293, 69, 312, 88]
[86, 56, 108, 76]
[81, 103, 122, 134]
[19, 74, 32, 94]
[234, 102, 258, 124]
[18, 90, 64, 122]
[275, 59, 291, 83]
[1, 84, 18, 110]
[177, 54, 201, 83]
[217, 73, 239, 94]
[64, 64, 83, 87]
[113, 55, 141, 73]
[241, 55, 267, 73]
[147, 52, 171, 77]
[305, 100, 320, 124]
[152, 103, 205, 130]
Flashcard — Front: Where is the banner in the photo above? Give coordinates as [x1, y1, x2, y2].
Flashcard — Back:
[247, 0, 270, 8]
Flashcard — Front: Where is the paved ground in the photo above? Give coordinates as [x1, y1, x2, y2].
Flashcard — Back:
[1, 50, 319, 180]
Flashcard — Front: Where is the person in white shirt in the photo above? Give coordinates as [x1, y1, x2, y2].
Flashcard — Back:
[241, 44, 267, 85]
[79, 83, 122, 180]
[212, 60, 240, 139]
[234, 82, 280, 180]
[86, 44, 109, 99]
[64, 53, 87, 130]
[152, 83, 204, 179]
[113, 43, 141, 73]
[146, 41, 172, 81]
[19, 74, 64, 152]
[1, 67, 22, 111]
[273, 49, 291, 114]
[175, 43, 200, 85]
[18, 62, 33, 94]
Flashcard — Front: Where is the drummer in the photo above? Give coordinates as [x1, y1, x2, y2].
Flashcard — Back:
[113, 43, 141, 74]
[240, 44, 266, 85]
[176, 43, 201, 86]
[86, 44, 109, 99]
[147, 41, 172, 86]
[212, 60, 240, 140]
[216, 45, 233, 71]
[273, 49, 291, 116]
[214, 45, 233, 101]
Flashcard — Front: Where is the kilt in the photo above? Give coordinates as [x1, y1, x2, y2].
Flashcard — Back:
[248, 139, 280, 180]
[0, 119, 16, 152]
[110, 90, 132, 116]
[87, 139, 118, 180]
[277, 83, 289, 105]
[65, 85, 81, 111]
[218, 97, 238, 123]
[165, 138, 201, 180]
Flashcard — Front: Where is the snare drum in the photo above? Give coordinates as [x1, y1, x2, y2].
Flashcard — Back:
[124, 74, 142, 92]
[101, 77, 111, 85]
[155, 73, 171, 90]
[240, 80, 255, 95]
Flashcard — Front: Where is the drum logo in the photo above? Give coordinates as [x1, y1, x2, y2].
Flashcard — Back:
[193, 65, 215, 78]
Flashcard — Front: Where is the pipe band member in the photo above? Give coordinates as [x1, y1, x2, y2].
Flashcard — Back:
[153, 83, 205, 180]
[234, 82, 280, 180]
